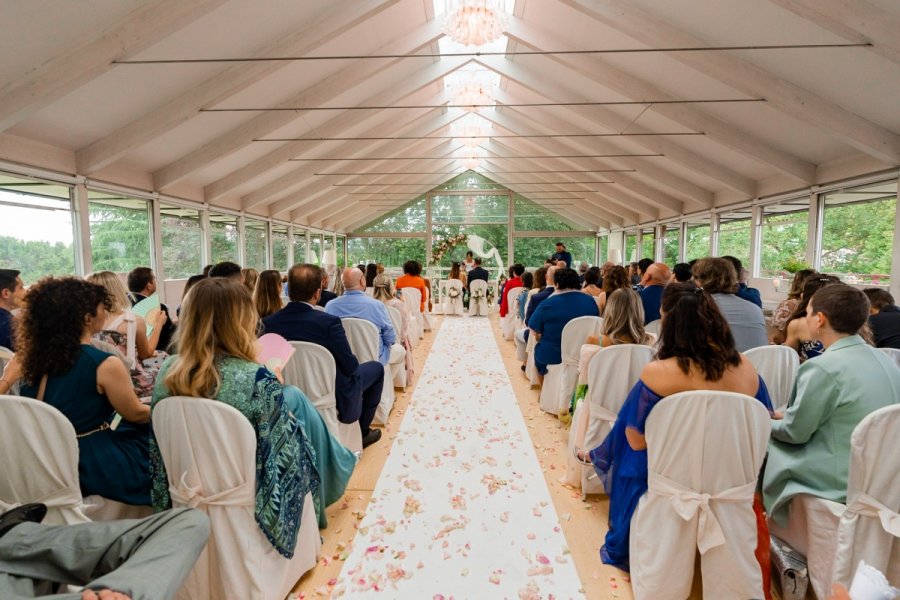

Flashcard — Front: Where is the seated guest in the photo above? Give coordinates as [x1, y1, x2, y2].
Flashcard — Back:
[176, 273, 206, 318]
[254, 269, 284, 319]
[581, 266, 602, 298]
[395, 260, 428, 312]
[207, 261, 242, 280]
[448, 260, 467, 288]
[516, 272, 534, 322]
[373, 273, 411, 345]
[587, 283, 772, 572]
[692, 257, 768, 352]
[578, 261, 589, 283]
[328, 268, 344, 299]
[364, 263, 378, 289]
[864, 288, 900, 349]
[783, 274, 841, 361]
[763, 284, 900, 527]
[770, 268, 816, 342]
[628, 262, 641, 286]
[467, 257, 489, 290]
[672, 262, 692, 283]
[525, 266, 556, 326]
[325, 268, 396, 366]
[241, 268, 259, 294]
[722, 256, 762, 308]
[637, 262, 670, 324]
[0, 269, 25, 350]
[263, 264, 384, 448]
[528, 268, 599, 382]
[596, 265, 630, 315]
[152, 278, 355, 536]
[127, 266, 176, 352]
[634, 258, 653, 290]
[9, 277, 151, 505]
[499, 264, 525, 318]
[515, 268, 547, 366]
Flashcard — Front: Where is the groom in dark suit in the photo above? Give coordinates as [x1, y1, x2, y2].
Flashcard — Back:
[263, 264, 384, 448]
[466, 258, 489, 290]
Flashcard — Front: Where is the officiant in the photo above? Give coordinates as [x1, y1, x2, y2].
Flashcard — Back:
[127, 267, 175, 352]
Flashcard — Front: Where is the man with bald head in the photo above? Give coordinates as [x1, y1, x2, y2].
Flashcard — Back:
[325, 267, 396, 365]
[638, 262, 671, 324]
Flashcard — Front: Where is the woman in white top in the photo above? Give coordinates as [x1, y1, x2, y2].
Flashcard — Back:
[463, 251, 475, 273]
[372, 273, 410, 343]
[86, 271, 166, 361]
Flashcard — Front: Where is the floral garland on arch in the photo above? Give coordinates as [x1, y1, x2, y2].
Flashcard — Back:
[429, 233, 468, 265]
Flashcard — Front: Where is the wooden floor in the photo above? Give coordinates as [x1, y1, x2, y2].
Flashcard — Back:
[293, 313, 707, 599]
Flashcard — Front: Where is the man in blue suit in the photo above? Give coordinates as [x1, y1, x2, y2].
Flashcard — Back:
[263, 264, 384, 448]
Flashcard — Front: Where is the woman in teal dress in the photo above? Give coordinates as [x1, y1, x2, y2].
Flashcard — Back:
[11, 277, 151, 505]
[149, 278, 355, 558]
[586, 284, 773, 572]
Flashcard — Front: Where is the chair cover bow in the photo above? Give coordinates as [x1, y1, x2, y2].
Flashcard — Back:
[0, 485, 82, 512]
[169, 471, 254, 509]
[649, 471, 757, 554]
[847, 492, 900, 537]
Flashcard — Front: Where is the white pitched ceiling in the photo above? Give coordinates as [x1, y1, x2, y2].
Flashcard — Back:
[0, 0, 898, 233]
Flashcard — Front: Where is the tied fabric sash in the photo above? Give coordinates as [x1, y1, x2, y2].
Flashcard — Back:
[169, 471, 254, 509]
[648, 471, 757, 554]
[847, 492, 900, 537]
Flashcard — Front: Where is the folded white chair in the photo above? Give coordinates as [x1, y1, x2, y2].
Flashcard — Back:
[283, 341, 362, 454]
[743, 345, 800, 412]
[341, 317, 395, 426]
[501, 286, 525, 340]
[468, 279, 489, 316]
[644, 319, 662, 336]
[565, 344, 655, 495]
[630, 391, 771, 600]
[385, 305, 408, 390]
[154, 397, 320, 600]
[539, 316, 602, 416]
[401, 288, 425, 340]
[878, 347, 900, 368]
[441, 279, 465, 316]
[524, 328, 540, 386]
[421, 285, 433, 331]
[0, 395, 92, 525]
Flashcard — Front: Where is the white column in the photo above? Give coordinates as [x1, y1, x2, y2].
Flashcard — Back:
[305, 229, 311, 262]
[237, 215, 246, 266]
[72, 183, 92, 275]
[750, 205, 763, 277]
[425, 193, 433, 267]
[507, 190, 514, 265]
[286, 224, 295, 269]
[200, 209, 211, 267]
[710, 213, 721, 257]
[890, 174, 900, 299]
[679, 221, 688, 262]
[806, 190, 822, 270]
[150, 199, 166, 303]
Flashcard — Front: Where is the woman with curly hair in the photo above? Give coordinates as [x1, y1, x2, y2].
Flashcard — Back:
[4, 277, 151, 505]
[395, 260, 427, 312]
[584, 283, 772, 576]
[596, 265, 630, 315]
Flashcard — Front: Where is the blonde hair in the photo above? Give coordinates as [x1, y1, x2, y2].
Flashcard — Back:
[85, 271, 130, 313]
[601, 288, 650, 345]
[372, 273, 395, 302]
[165, 278, 259, 398]
[254, 269, 283, 319]
[241, 268, 259, 293]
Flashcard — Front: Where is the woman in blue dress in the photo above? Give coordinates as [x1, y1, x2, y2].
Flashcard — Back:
[12, 277, 151, 505]
[584, 283, 773, 573]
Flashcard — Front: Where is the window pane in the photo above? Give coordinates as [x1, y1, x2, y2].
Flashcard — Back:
[663, 225, 680, 265]
[336, 236, 345, 267]
[716, 210, 752, 266]
[686, 222, 710, 261]
[210, 213, 239, 264]
[347, 237, 426, 270]
[514, 194, 577, 231]
[599, 235, 608, 263]
[272, 225, 288, 271]
[357, 197, 426, 233]
[513, 236, 596, 269]
[309, 233, 323, 265]
[323, 235, 335, 266]
[431, 224, 507, 275]
[760, 199, 809, 278]
[640, 228, 655, 261]
[433, 172, 505, 191]
[624, 233, 637, 263]
[88, 191, 151, 273]
[821, 181, 896, 286]
[244, 218, 268, 270]
[432, 193, 508, 225]
[0, 174, 75, 284]
[160, 204, 203, 279]
[292, 231, 307, 264]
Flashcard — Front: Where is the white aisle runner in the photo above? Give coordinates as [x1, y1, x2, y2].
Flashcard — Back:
[336, 317, 585, 599]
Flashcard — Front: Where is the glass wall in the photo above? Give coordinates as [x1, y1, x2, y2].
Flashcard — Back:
[88, 191, 152, 273]
[292, 230, 308, 265]
[760, 198, 809, 277]
[513, 236, 595, 269]
[640, 228, 655, 261]
[663, 225, 680, 266]
[514, 195, 578, 231]
[598, 235, 608, 264]
[347, 237, 426, 269]
[432, 193, 508, 224]
[432, 223, 507, 272]
[337, 236, 346, 267]
[357, 197, 426, 233]
[271, 224, 289, 271]
[160, 204, 203, 279]
[624, 232, 637, 263]
[309, 232, 323, 265]
[0, 174, 76, 283]
[820, 181, 896, 285]
[716, 209, 752, 266]
[209, 212, 239, 264]
[323, 235, 335, 266]
[243, 218, 268, 270]
[685, 221, 710, 261]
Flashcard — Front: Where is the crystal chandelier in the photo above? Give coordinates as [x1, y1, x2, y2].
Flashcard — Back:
[452, 80, 493, 112]
[454, 121, 489, 148]
[443, 0, 509, 47]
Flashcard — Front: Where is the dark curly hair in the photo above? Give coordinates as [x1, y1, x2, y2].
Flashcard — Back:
[602, 265, 629, 296]
[402, 260, 422, 276]
[16, 277, 111, 385]
[657, 282, 741, 381]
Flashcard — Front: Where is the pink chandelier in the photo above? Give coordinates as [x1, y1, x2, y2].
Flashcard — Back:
[455, 121, 489, 148]
[451, 80, 493, 112]
[443, 0, 509, 47]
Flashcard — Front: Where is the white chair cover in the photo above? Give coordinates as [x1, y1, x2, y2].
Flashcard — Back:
[630, 391, 771, 600]
[645, 319, 662, 335]
[468, 279, 489, 316]
[832, 404, 900, 593]
[539, 316, 602, 416]
[401, 288, 425, 340]
[341, 317, 395, 426]
[385, 305, 408, 390]
[154, 397, 320, 600]
[878, 347, 900, 368]
[283, 341, 362, 453]
[0, 395, 91, 525]
[441, 279, 465, 316]
[524, 327, 540, 386]
[501, 286, 525, 340]
[514, 292, 536, 362]
[421, 285, 433, 331]
[743, 345, 800, 411]
[564, 344, 655, 495]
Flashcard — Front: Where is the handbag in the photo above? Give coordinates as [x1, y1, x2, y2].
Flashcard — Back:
[770, 535, 810, 600]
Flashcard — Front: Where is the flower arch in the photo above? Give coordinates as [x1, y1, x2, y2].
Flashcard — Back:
[429, 233, 468, 265]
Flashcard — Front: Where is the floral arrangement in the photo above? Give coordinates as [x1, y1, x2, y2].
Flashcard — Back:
[448, 287, 461, 298]
[471, 288, 485, 301]
[486, 286, 495, 302]
[429, 233, 468, 265]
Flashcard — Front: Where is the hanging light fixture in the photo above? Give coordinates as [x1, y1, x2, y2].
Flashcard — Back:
[443, 0, 509, 47]
[451, 79, 493, 112]
[453, 119, 490, 148]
